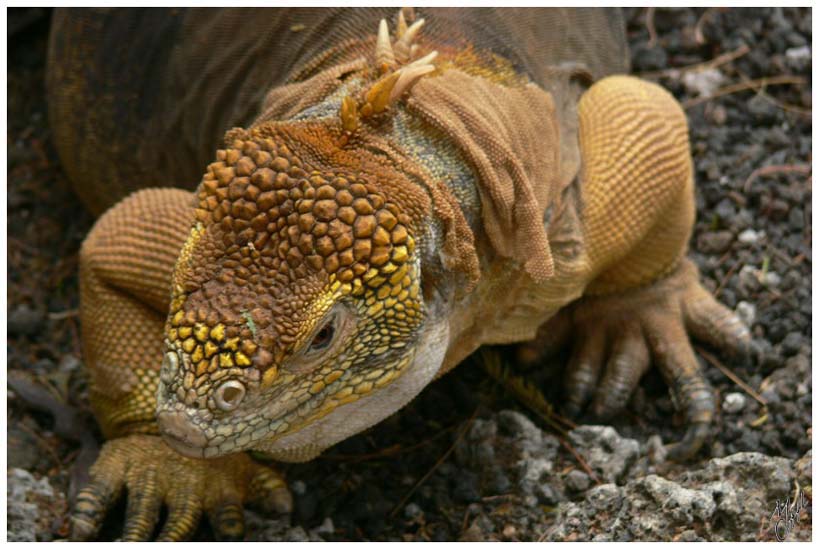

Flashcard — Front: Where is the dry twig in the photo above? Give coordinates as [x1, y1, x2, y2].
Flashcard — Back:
[713, 258, 742, 298]
[559, 437, 601, 485]
[389, 407, 479, 517]
[694, 7, 722, 45]
[683, 75, 807, 109]
[758, 91, 812, 118]
[695, 346, 767, 407]
[743, 163, 811, 193]
[48, 309, 79, 321]
[639, 44, 749, 79]
[645, 7, 657, 48]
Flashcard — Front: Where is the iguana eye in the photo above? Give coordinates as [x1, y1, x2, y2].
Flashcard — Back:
[309, 319, 335, 351]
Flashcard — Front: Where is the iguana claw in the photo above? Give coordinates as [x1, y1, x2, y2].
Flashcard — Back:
[524, 259, 750, 461]
[71, 434, 292, 541]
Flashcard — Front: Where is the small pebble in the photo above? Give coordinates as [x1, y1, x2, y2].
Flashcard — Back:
[780, 332, 803, 356]
[565, 470, 591, 493]
[58, 354, 81, 373]
[735, 301, 756, 327]
[785, 45, 811, 71]
[697, 231, 733, 254]
[8, 305, 45, 337]
[738, 265, 761, 292]
[290, 480, 307, 496]
[404, 503, 423, 520]
[647, 435, 668, 465]
[682, 68, 725, 97]
[722, 392, 746, 414]
[313, 517, 335, 536]
[762, 271, 781, 288]
[788, 208, 805, 230]
[737, 229, 763, 245]
[708, 104, 727, 125]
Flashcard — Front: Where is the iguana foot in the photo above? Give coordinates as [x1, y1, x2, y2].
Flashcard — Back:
[71, 434, 292, 541]
[525, 259, 750, 461]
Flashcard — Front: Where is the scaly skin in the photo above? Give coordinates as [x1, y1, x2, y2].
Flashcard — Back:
[67, 11, 749, 541]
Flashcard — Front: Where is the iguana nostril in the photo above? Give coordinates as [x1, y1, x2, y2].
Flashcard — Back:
[215, 380, 246, 411]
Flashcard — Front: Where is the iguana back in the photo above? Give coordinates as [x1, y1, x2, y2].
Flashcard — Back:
[47, 7, 628, 215]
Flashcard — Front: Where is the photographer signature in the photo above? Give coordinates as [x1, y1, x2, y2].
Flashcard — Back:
[769, 489, 809, 541]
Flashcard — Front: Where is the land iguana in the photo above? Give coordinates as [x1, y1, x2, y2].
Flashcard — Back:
[46, 7, 751, 541]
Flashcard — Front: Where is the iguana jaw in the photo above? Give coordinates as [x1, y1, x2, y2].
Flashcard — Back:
[256, 315, 449, 462]
[156, 313, 448, 462]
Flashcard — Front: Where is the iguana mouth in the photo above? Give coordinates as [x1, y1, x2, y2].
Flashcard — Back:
[157, 408, 209, 458]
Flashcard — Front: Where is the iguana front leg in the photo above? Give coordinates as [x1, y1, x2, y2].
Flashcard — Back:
[523, 76, 750, 460]
[73, 189, 291, 540]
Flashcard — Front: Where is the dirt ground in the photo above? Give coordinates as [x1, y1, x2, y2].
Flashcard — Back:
[6, 7, 812, 542]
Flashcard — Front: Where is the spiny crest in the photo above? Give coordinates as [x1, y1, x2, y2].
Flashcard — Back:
[338, 9, 437, 135]
[375, 19, 397, 73]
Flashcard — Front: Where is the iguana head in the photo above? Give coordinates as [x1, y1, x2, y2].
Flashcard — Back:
[155, 116, 452, 461]
[154, 14, 484, 461]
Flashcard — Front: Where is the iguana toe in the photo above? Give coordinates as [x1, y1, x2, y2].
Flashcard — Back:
[155, 492, 203, 541]
[562, 329, 605, 418]
[682, 280, 752, 360]
[590, 322, 651, 418]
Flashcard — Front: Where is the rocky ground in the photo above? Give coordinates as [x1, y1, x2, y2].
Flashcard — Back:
[6, 7, 812, 542]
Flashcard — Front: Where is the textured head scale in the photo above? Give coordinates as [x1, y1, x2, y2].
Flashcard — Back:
[157, 117, 436, 460]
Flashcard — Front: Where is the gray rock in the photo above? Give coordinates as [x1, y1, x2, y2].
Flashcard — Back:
[628, 475, 715, 530]
[244, 511, 290, 541]
[678, 529, 706, 541]
[568, 426, 639, 484]
[282, 526, 320, 542]
[545, 452, 797, 541]
[585, 483, 623, 514]
[453, 470, 481, 503]
[454, 411, 560, 504]
[6, 468, 64, 542]
[794, 450, 811, 489]
[646, 434, 668, 465]
[497, 409, 558, 461]
[565, 470, 591, 493]
[681, 452, 793, 540]
[535, 482, 560, 506]
[244, 511, 323, 542]
[8, 304, 45, 337]
[722, 392, 746, 414]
